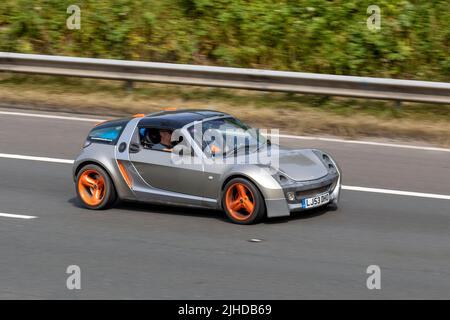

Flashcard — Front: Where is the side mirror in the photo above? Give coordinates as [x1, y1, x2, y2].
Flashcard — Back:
[129, 142, 141, 153]
[171, 135, 184, 146]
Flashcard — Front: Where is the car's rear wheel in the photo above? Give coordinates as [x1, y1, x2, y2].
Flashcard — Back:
[222, 178, 266, 224]
[76, 164, 116, 210]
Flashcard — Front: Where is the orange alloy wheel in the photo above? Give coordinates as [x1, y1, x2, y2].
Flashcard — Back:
[77, 169, 106, 206]
[225, 183, 256, 221]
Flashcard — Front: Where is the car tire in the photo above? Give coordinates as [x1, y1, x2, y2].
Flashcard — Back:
[76, 164, 117, 210]
[222, 178, 266, 225]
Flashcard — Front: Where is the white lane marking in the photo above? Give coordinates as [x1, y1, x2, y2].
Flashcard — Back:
[1, 110, 449, 153]
[278, 134, 450, 153]
[342, 185, 450, 200]
[1, 151, 449, 201]
[0, 111, 102, 122]
[0, 212, 37, 220]
[0, 153, 74, 164]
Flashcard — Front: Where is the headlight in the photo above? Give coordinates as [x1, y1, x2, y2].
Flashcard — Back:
[286, 192, 296, 201]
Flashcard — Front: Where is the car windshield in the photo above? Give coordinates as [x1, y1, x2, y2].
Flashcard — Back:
[188, 117, 268, 157]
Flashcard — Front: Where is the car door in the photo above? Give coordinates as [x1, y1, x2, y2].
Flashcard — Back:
[128, 127, 205, 198]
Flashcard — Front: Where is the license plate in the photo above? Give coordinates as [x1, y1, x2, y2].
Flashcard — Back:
[301, 192, 330, 209]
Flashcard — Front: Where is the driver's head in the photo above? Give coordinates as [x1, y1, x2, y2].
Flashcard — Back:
[159, 129, 173, 146]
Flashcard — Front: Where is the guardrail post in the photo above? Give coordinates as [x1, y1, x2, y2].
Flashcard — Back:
[395, 100, 402, 109]
[124, 80, 134, 92]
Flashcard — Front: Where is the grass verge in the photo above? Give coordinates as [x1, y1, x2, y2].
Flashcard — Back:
[1, 73, 449, 147]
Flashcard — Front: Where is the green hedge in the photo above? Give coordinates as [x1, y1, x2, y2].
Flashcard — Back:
[0, 0, 449, 80]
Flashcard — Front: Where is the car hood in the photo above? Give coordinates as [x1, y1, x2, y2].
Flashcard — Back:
[274, 148, 328, 181]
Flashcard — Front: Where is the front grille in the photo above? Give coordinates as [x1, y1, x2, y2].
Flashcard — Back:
[295, 184, 331, 199]
[283, 174, 339, 203]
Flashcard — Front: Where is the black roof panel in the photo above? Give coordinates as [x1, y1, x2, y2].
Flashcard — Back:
[138, 109, 229, 129]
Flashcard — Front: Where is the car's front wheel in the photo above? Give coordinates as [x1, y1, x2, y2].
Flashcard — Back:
[222, 178, 266, 224]
[76, 164, 117, 210]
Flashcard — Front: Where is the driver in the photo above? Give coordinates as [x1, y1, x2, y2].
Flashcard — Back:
[152, 129, 173, 151]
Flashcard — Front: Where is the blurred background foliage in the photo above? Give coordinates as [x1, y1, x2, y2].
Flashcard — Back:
[0, 0, 448, 80]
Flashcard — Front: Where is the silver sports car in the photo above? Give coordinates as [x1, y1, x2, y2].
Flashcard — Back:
[73, 109, 341, 224]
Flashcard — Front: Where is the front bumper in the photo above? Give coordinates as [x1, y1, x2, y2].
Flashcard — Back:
[263, 171, 341, 218]
[282, 172, 340, 212]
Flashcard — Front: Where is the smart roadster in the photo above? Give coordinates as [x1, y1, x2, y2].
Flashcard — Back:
[73, 109, 341, 224]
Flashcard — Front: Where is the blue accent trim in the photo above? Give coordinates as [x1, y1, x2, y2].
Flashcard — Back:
[139, 127, 146, 137]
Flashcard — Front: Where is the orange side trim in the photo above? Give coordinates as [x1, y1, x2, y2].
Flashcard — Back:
[117, 160, 132, 188]
[163, 107, 177, 111]
[132, 113, 145, 118]
[95, 120, 107, 126]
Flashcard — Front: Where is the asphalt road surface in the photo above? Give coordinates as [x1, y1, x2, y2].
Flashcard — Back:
[0, 107, 449, 299]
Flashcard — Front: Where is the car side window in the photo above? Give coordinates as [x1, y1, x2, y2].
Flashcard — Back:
[138, 127, 176, 153]
[87, 123, 125, 145]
